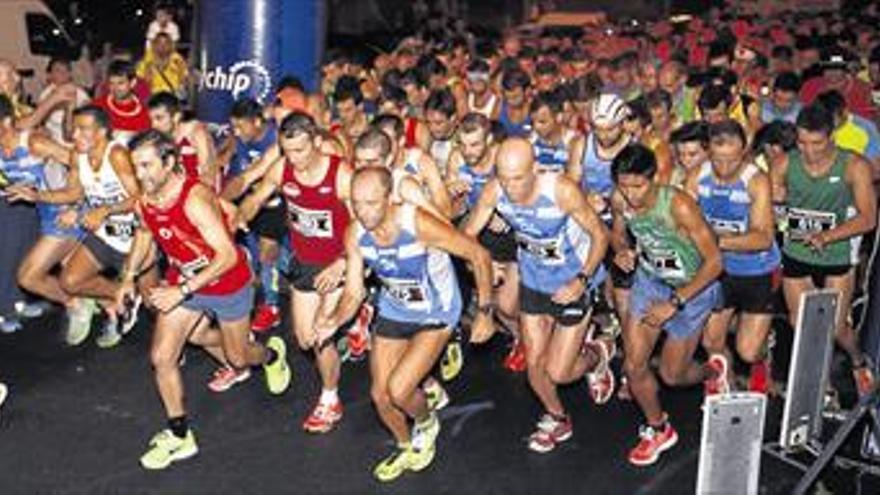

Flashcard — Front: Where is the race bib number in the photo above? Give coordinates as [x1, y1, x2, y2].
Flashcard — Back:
[516, 232, 564, 264]
[178, 255, 209, 279]
[287, 204, 333, 238]
[104, 215, 135, 239]
[385, 278, 429, 307]
[708, 216, 746, 235]
[641, 248, 684, 279]
[786, 207, 835, 241]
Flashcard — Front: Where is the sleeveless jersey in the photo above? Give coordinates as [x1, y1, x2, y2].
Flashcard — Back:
[0, 132, 58, 229]
[495, 173, 600, 294]
[357, 203, 461, 326]
[456, 161, 493, 211]
[177, 135, 199, 180]
[783, 149, 859, 266]
[280, 155, 350, 265]
[77, 141, 137, 253]
[625, 185, 702, 287]
[696, 162, 780, 275]
[139, 178, 251, 295]
[580, 134, 616, 198]
[404, 117, 420, 149]
[467, 92, 497, 118]
[530, 128, 578, 173]
[498, 101, 531, 137]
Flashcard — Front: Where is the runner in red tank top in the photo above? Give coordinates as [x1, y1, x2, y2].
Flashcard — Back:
[147, 92, 218, 189]
[239, 111, 354, 434]
[93, 61, 151, 142]
[119, 130, 292, 470]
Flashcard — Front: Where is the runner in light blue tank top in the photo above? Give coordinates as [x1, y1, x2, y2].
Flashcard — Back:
[357, 203, 462, 328]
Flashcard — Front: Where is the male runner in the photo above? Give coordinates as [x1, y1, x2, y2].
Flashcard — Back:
[121, 130, 290, 469]
[465, 138, 613, 453]
[314, 166, 493, 481]
[610, 143, 723, 466]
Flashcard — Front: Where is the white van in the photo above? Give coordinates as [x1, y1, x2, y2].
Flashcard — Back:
[0, 0, 79, 102]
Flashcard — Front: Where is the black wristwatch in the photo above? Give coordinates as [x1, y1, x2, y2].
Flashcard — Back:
[670, 292, 686, 311]
[576, 272, 590, 285]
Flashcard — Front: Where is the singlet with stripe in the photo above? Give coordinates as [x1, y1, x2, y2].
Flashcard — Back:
[530, 128, 578, 173]
[357, 203, 461, 326]
[77, 141, 137, 253]
[696, 162, 780, 275]
[177, 135, 199, 180]
[625, 185, 702, 287]
[580, 134, 617, 197]
[280, 155, 350, 265]
[0, 131, 64, 229]
[139, 178, 252, 295]
[495, 173, 600, 294]
[782, 149, 858, 266]
[498, 102, 531, 137]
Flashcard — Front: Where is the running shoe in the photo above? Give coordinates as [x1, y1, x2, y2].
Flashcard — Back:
[0, 316, 21, 334]
[207, 366, 251, 393]
[118, 294, 142, 335]
[628, 420, 678, 466]
[302, 400, 343, 433]
[251, 303, 281, 333]
[409, 412, 440, 470]
[14, 300, 46, 319]
[0, 382, 7, 413]
[65, 298, 96, 346]
[140, 429, 199, 470]
[373, 446, 415, 482]
[263, 336, 292, 395]
[854, 365, 876, 397]
[440, 339, 463, 382]
[585, 337, 616, 405]
[503, 339, 526, 372]
[347, 303, 373, 361]
[424, 379, 450, 411]
[703, 353, 731, 396]
[96, 318, 122, 349]
[528, 413, 572, 453]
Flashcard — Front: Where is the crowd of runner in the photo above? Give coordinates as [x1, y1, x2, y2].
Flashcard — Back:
[2, 0, 880, 482]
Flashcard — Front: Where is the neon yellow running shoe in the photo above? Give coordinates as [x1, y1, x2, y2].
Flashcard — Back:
[140, 429, 198, 470]
[373, 446, 414, 482]
[264, 336, 292, 395]
[440, 341, 463, 382]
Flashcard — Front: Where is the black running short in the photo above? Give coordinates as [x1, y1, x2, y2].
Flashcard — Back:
[520, 283, 592, 327]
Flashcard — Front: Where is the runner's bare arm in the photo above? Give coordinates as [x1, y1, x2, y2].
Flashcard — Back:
[557, 175, 609, 277]
[417, 150, 453, 218]
[416, 207, 493, 310]
[29, 132, 73, 166]
[827, 153, 878, 243]
[670, 190, 723, 302]
[719, 171, 775, 252]
[181, 185, 241, 293]
[220, 145, 280, 201]
[461, 179, 499, 238]
[191, 123, 218, 188]
[106, 145, 141, 214]
[321, 224, 367, 329]
[236, 159, 283, 225]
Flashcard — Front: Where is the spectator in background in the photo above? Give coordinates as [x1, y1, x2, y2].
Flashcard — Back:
[801, 50, 877, 122]
[137, 33, 189, 99]
[145, 3, 180, 46]
[760, 71, 802, 124]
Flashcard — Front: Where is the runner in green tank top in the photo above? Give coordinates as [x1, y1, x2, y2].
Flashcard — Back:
[610, 144, 723, 467]
[626, 185, 702, 287]
[769, 103, 877, 397]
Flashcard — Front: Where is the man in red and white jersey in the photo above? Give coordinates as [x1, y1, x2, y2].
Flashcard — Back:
[120, 130, 291, 470]
[93, 60, 151, 143]
[239, 111, 353, 434]
[147, 91, 218, 188]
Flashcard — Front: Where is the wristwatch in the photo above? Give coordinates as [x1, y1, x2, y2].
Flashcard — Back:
[670, 292, 686, 311]
[576, 272, 590, 285]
